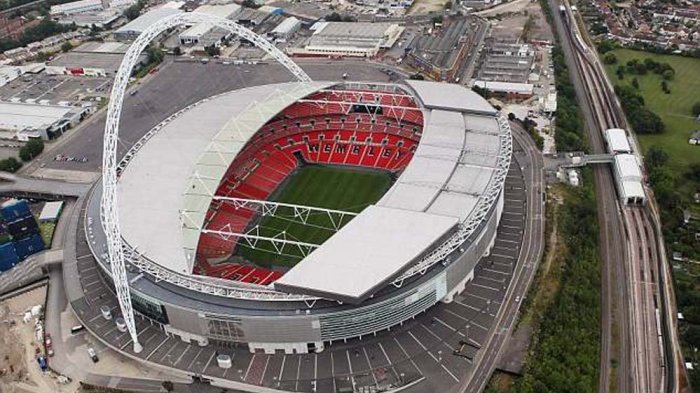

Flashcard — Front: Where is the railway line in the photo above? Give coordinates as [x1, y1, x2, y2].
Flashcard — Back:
[556, 2, 681, 392]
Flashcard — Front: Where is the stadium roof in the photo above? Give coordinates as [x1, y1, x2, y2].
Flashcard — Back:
[274, 206, 458, 303]
[406, 80, 497, 114]
[118, 82, 332, 274]
[117, 81, 508, 302]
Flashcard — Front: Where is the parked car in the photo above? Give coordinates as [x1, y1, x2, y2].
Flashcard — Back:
[44, 333, 54, 357]
[87, 347, 99, 363]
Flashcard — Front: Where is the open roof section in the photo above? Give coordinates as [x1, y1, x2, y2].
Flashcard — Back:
[274, 81, 509, 302]
[118, 82, 332, 275]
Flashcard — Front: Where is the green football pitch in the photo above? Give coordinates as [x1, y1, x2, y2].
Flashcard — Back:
[236, 165, 393, 268]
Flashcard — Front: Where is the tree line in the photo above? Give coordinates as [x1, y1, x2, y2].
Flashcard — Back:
[551, 45, 587, 152]
[613, 85, 665, 134]
[514, 173, 601, 393]
[0, 19, 76, 53]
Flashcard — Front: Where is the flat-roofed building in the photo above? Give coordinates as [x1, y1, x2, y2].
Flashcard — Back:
[178, 4, 241, 47]
[289, 22, 403, 58]
[406, 18, 473, 81]
[114, 7, 184, 40]
[0, 101, 92, 140]
[50, 0, 103, 16]
[476, 41, 535, 84]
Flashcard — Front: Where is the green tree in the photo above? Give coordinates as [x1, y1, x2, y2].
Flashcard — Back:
[172, 46, 181, 56]
[692, 101, 700, 117]
[662, 69, 674, 80]
[603, 52, 617, 64]
[646, 146, 669, 168]
[631, 77, 639, 89]
[508, 112, 517, 121]
[60, 41, 73, 52]
[161, 381, 174, 392]
[19, 138, 44, 162]
[0, 157, 22, 173]
[205, 45, 220, 57]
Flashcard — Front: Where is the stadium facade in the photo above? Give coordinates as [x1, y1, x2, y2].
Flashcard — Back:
[86, 79, 512, 355]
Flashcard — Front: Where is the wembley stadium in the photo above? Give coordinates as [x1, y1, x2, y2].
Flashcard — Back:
[84, 78, 512, 356]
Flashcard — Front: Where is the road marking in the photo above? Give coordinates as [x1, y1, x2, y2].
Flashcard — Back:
[432, 317, 465, 337]
[377, 342, 401, 380]
[146, 336, 170, 360]
[277, 355, 286, 381]
[295, 354, 302, 391]
[314, 353, 318, 381]
[392, 337, 422, 374]
[260, 355, 270, 385]
[158, 340, 180, 363]
[407, 331, 459, 383]
[330, 351, 336, 392]
[243, 354, 256, 382]
[202, 350, 216, 374]
[444, 309, 488, 331]
[346, 350, 356, 391]
[472, 282, 500, 292]
[186, 346, 204, 370]
[363, 347, 378, 386]
[483, 267, 509, 276]
[420, 323, 456, 351]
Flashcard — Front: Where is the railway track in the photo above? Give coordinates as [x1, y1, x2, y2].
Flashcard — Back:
[556, 2, 680, 392]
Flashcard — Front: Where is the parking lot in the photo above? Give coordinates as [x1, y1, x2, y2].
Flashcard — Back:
[0, 74, 111, 105]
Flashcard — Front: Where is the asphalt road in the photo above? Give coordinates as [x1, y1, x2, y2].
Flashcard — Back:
[460, 122, 545, 392]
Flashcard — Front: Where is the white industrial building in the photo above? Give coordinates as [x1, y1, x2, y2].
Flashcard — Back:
[50, 0, 103, 16]
[604, 128, 632, 154]
[613, 154, 646, 205]
[115, 7, 184, 40]
[0, 101, 93, 140]
[269, 17, 301, 41]
[473, 80, 534, 97]
[289, 22, 403, 58]
[178, 4, 241, 46]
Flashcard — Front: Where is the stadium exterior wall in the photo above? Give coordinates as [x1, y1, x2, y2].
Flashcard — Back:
[88, 185, 503, 354]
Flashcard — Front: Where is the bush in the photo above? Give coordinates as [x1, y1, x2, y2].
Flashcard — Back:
[603, 52, 617, 64]
[60, 41, 73, 53]
[19, 138, 44, 161]
[0, 157, 22, 173]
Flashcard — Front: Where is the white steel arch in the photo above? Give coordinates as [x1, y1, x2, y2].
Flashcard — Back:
[102, 12, 311, 353]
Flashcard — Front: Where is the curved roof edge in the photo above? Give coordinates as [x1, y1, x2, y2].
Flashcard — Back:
[181, 81, 334, 272]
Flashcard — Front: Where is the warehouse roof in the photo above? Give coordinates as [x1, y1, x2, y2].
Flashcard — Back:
[115, 7, 183, 35]
[39, 201, 64, 221]
[0, 102, 73, 131]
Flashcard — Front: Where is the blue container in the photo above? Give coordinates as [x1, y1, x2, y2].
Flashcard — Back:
[0, 242, 19, 272]
[14, 233, 44, 260]
[0, 199, 31, 222]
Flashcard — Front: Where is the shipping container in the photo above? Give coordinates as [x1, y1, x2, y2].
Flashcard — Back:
[0, 242, 19, 271]
[7, 216, 39, 240]
[14, 233, 44, 260]
[1, 199, 31, 222]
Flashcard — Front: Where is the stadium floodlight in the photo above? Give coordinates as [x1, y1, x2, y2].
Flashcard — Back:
[102, 12, 311, 353]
